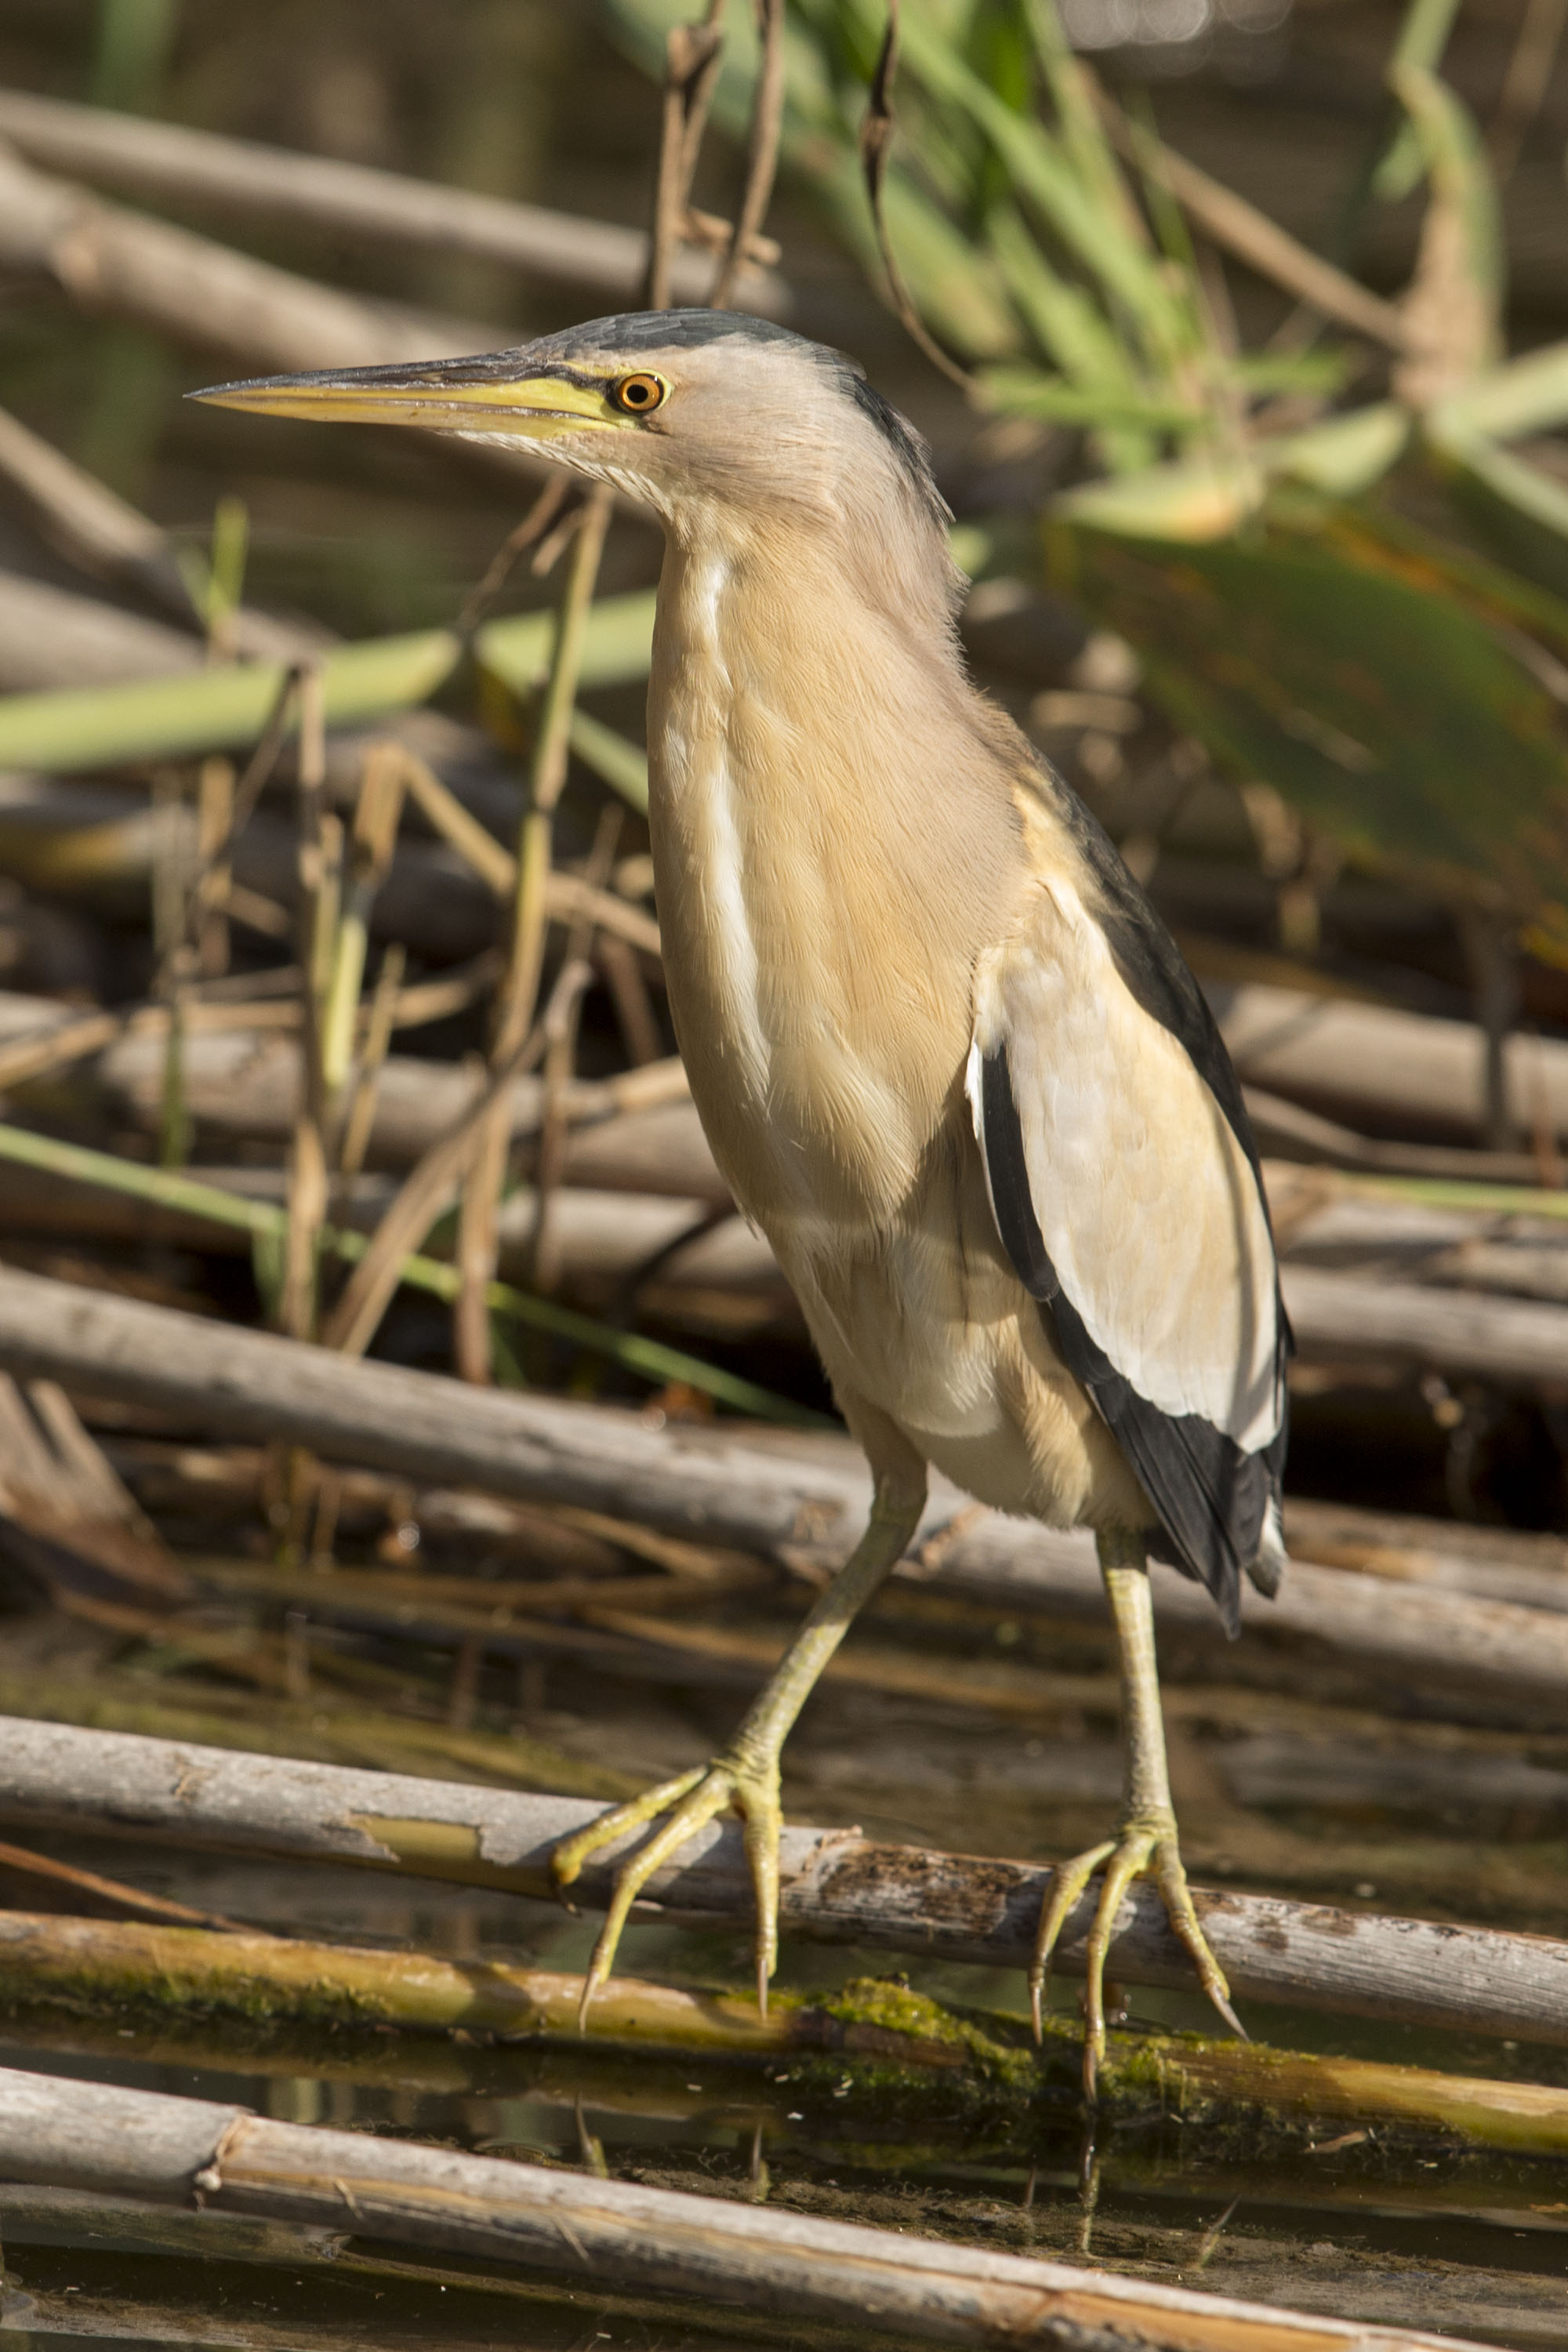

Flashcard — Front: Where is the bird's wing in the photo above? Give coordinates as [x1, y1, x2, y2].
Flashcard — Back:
[967, 789, 1286, 1634]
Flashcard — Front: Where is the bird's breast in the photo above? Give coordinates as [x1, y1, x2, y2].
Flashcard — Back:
[645, 540, 1013, 1233]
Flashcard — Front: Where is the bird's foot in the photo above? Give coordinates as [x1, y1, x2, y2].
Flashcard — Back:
[1029, 1808, 1244, 2098]
[550, 1741, 782, 2027]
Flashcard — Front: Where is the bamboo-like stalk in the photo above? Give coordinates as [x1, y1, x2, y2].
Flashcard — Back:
[318, 744, 406, 1109]
[337, 942, 405, 1180]
[3, 1912, 1566, 2160]
[280, 670, 330, 1345]
[456, 485, 615, 1382]
[0, 2064, 1492, 2352]
[9, 1715, 1568, 2048]
[0, 591, 655, 776]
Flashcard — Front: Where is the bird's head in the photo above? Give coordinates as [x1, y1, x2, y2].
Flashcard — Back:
[193, 311, 956, 610]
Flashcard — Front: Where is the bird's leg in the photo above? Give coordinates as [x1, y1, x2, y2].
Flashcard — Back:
[551, 1471, 927, 2025]
[1030, 1528, 1244, 2096]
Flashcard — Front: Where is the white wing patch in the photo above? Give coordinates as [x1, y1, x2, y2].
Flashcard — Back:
[971, 877, 1281, 1454]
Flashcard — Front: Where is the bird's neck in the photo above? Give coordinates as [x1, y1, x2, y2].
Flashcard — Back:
[644, 517, 1022, 1218]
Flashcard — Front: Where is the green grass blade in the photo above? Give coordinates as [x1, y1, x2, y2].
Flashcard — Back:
[1434, 340, 1568, 444]
[1264, 404, 1410, 498]
[1345, 1171, 1568, 1221]
[1428, 425, 1568, 603]
[565, 710, 648, 813]
[0, 593, 659, 777]
[0, 1122, 829, 1427]
[1388, 58, 1504, 350]
[0, 631, 458, 775]
[1374, 0, 1465, 203]
[980, 367, 1198, 431]
[1050, 454, 1264, 539]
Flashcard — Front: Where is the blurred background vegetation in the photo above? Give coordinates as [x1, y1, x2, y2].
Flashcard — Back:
[6, 0, 1568, 1517]
[9, 0, 1568, 956]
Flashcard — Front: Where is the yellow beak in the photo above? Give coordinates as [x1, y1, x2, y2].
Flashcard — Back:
[190, 360, 623, 441]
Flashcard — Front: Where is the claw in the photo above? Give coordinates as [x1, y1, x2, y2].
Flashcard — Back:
[1029, 1839, 1113, 2042]
[1029, 1811, 1241, 2099]
[550, 1749, 782, 2026]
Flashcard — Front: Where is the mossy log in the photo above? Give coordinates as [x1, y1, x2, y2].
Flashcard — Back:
[9, 1716, 1568, 2049]
[4, 1912, 1568, 2161]
[0, 2063, 1497, 2351]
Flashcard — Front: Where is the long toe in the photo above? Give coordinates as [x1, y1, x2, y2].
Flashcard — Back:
[1033, 1813, 1242, 2100]
[1152, 1835, 1246, 2043]
[553, 1747, 784, 2025]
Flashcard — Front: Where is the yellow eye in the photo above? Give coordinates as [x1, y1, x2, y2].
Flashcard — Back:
[612, 372, 668, 416]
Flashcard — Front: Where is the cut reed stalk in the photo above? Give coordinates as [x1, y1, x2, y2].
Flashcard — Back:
[0, 2064, 1492, 2351]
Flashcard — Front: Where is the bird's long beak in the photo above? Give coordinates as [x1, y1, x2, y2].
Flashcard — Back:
[189, 354, 623, 441]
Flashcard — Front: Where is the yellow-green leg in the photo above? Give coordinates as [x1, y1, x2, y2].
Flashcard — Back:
[1030, 1528, 1244, 2096]
[552, 1471, 927, 2024]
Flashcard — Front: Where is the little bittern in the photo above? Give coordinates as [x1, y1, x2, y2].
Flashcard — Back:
[197, 313, 1287, 2090]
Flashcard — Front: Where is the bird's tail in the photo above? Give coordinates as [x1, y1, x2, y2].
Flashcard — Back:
[1246, 1494, 1287, 1599]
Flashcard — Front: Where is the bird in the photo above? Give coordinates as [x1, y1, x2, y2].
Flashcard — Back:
[194, 310, 1288, 2092]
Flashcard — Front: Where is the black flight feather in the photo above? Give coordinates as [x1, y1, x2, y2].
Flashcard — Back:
[979, 1048, 1280, 1637]
[1020, 758, 1291, 1526]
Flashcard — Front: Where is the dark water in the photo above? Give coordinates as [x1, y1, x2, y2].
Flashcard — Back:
[3, 1835, 1568, 2352]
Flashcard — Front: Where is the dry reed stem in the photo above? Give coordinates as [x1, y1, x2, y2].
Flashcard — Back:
[597, 930, 664, 1064]
[0, 2064, 1504, 2349]
[337, 942, 405, 1181]
[455, 486, 614, 1383]
[394, 744, 514, 894]
[645, 2, 729, 311]
[194, 756, 234, 978]
[530, 805, 622, 1291]
[0, 88, 786, 313]
[1090, 82, 1410, 350]
[319, 742, 406, 1105]
[0, 1840, 246, 1933]
[859, 6, 973, 391]
[521, 958, 596, 1295]
[710, 0, 786, 310]
[149, 767, 195, 1169]
[393, 748, 662, 952]
[320, 1007, 555, 1359]
[454, 474, 575, 640]
[1489, 0, 1568, 177]
[319, 949, 629, 1359]
[280, 670, 329, 1345]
